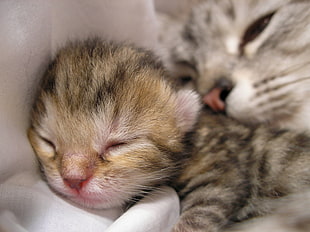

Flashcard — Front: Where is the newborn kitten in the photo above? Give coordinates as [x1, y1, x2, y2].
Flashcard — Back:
[28, 39, 200, 209]
[28, 39, 310, 232]
[158, 0, 310, 132]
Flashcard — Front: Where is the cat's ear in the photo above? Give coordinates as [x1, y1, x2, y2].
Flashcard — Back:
[174, 90, 201, 133]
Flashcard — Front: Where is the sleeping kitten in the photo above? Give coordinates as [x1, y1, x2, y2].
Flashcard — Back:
[28, 39, 200, 209]
[157, 0, 310, 133]
[28, 39, 310, 232]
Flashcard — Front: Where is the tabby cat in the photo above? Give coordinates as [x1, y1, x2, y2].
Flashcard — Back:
[28, 39, 310, 232]
[158, 0, 310, 133]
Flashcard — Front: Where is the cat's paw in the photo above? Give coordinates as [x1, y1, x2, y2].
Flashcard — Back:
[172, 215, 219, 232]
[172, 224, 210, 232]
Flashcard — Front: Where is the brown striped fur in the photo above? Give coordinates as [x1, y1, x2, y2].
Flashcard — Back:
[172, 109, 310, 232]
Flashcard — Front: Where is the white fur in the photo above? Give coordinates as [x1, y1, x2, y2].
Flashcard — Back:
[175, 89, 201, 133]
[225, 36, 240, 55]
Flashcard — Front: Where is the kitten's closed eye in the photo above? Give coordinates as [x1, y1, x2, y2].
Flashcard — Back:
[39, 136, 56, 150]
[107, 142, 127, 150]
[103, 136, 140, 156]
[104, 141, 128, 155]
[28, 131, 57, 159]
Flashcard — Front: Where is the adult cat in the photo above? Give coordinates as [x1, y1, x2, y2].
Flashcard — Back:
[158, 0, 310, 133]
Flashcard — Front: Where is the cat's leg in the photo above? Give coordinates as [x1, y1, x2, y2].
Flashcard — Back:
[173, 175, 249, 232]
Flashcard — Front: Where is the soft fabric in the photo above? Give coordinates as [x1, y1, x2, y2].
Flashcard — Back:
[0, 0, 180, 231]
[0, 172, 179, 232]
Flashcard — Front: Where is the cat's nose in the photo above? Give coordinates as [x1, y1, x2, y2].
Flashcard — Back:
[203, 78, 233, 112]
[63, 177, 89, 190]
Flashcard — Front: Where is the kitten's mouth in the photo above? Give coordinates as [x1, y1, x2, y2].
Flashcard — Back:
[50, 177, 125, 208]
[60, 185, 124, 209]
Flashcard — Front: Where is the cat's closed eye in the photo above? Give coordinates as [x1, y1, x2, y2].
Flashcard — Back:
[174, 60, 197, 87]
[239, 12, 275, 55]
[179, 76, 193, 85]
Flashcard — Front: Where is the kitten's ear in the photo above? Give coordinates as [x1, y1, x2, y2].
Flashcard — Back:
[175, 90, 201, 133]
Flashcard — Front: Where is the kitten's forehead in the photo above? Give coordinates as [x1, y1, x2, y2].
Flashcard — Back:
[40, 77, 168, 133]
[41, 40, 169, 115]
[33, 40, 182, 152]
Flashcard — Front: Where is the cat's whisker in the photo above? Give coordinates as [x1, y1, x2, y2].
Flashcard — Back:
[253, 62, 310, 88]
[255, 75, 310, 97]
[251, 75, 310, 118]
[279, 61, 310, 77]
[254, 99, 297, 124]
[251, 74, 309, 118]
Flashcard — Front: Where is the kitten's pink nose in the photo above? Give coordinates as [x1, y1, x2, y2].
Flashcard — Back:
[64, 177, 89, 190]
[203, 88, 226, 112]
[61, 152, 95, 191]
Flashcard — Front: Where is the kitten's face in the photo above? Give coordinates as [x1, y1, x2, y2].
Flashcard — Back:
[28, 41, 200, 209]
[159, 0, 310, 132]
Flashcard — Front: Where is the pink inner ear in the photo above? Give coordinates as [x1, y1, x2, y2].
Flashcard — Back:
[175, 90, 201, 133]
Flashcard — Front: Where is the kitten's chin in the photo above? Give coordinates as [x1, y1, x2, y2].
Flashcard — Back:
[68, 194, 125, 209]
[50, 182, 127, 209]
[66, 193, 125, 209]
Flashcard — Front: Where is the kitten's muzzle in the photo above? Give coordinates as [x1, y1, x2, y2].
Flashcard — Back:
[63, 177, 89, 191]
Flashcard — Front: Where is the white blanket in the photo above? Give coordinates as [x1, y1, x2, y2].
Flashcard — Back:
[0, 171, 179, 232]
[0, 0, 181, 231]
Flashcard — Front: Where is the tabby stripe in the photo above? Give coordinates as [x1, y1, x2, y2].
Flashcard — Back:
[182, 208, 225, 230]
[182, 23, 199, 47]
[185, 197, 229, 214]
